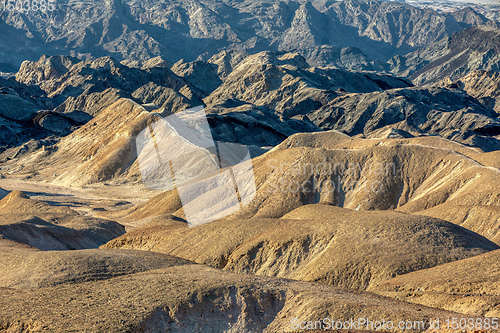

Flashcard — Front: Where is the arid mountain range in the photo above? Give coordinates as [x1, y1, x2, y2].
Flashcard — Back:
[2, 0, 500, 331]
[0, 0, 497, 70]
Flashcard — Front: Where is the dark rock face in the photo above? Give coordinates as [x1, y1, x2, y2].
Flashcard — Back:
[0, 0, 491, 69]
[308, 86, 500, 151]
[205, 103, 321, 149]
[0, 76, 53, 113]
[437, 70, 500, 113]
[0, 76, 57, 151]
[389, 25, 500, 85]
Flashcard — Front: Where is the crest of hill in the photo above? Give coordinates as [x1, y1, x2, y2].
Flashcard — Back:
[274, 129, 483, 158]
[0, 247, 192, 289]
[415, 203, 500, 245]
[102, 204, 498, 291]
[0, 191, 125, 250]
[239, 131, 500, 212]
[0, 190, 74, 215]
[372, 249, 500, 317]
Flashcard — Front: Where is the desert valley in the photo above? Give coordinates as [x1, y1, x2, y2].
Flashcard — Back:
[1, 0, 500, 332]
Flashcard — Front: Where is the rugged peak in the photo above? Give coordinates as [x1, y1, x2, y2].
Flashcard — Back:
[449, 7, 489, 26]
[207, 50, 249, 79]
[16, 55, 79, 86]
[233, 51, 309, 71]
[121, 56, 170, 70]
[87, 56, 123, 70]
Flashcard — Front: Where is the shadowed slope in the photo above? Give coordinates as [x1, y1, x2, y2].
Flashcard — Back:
[0, 191, 125, 250]
[0, 188, 9, 201]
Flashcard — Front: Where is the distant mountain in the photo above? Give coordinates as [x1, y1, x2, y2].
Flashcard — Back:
[3, 49, 499, 156]
[389, 25, 500, 84]
[0, 0, 491, 69]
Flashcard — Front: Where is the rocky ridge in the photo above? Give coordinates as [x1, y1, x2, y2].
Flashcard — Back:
[0, 0, 492, 69]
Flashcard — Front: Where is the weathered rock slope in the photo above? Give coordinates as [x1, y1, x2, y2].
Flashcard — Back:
[437, 70, 500, 112]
